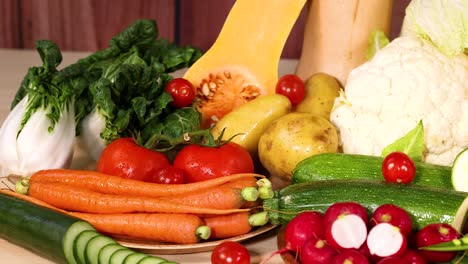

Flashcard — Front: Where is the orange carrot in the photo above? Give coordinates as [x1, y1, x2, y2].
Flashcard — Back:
[159, 177, 260, 210]
[203, 212, 253, 239]
[30, 169, 263, 197]
[222, 176, 258, 189]
[70, 212, 208, 244]
[160, 185, 245, 210]
[27, 182, 249, 215]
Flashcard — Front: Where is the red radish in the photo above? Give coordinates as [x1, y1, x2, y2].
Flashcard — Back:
[376, 256, 410, 264]
[401, 249, 427, 264]
[324, 202, 369, 228]
[416, 223, 459, 263]
[331, 249, 370, 264]
[261, 211, 325, 264]
[326, 214, 368, 250]
[371, 204, 413, 236]
[367, 222, 407, 257]
[283, 211, 325, 252]
[300, 237, 337, 263]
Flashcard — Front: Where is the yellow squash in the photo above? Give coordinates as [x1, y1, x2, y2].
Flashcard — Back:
[184, 0, 307, 127]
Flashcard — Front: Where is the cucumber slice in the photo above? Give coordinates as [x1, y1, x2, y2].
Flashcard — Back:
[123, 252, 148, 264]
[452, 148, 468, 192]
[98, 244, 125, 264]
[137, 256, 168, 264]
[109, 248, 135, 264]
[73, 230, 100, 264]
[85, 235, 118, 264]
[63, 221, 96, 264]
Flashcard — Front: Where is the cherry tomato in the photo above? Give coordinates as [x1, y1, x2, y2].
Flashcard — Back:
[211, 241, 251, 264]
[275, 74, 306, 106]
[97, 138, 170, 182]
[165, 78, 196, 108]
[173, 142, 254, 183]
[382, 152, 416, 184]
[151, 165, 186, 184]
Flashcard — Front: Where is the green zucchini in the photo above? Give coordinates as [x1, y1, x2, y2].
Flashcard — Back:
[452, 148, 468, 192]
[263, 180, 468, 231]
[0, 193, 95, 264]
[292, 153, 452, 189]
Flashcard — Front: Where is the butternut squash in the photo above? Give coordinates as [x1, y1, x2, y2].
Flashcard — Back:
[295, 0, 393, 86]
[183, 0, 307, 127]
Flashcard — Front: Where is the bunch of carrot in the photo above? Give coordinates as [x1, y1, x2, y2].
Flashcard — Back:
[9, 169, 269, 245]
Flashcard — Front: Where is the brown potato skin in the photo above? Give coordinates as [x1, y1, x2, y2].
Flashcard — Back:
[258, 112, 338, 181]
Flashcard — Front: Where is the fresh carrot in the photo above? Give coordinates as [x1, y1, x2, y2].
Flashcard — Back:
[29, 169, 263, 197]
[160, 185, 245, 210]
[27, 182, 249, 215]
[203, 212, 253, 239]
[70, 212, 210, 244]
[159, 177, 260, 210]
[222, 176, 258, 189]
[0, 189, 211, 244]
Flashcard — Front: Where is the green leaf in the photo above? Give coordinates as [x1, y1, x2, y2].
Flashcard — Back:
[365, 30, 390, 60]
[381, 120, 425, 161]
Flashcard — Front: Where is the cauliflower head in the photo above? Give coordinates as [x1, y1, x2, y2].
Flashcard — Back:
[330, 36, 468, 166]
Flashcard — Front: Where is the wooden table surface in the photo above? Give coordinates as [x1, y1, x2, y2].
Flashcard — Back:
[0, 48, 298, 264]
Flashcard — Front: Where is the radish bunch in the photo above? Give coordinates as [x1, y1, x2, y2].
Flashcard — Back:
[278, 202, 460, 264]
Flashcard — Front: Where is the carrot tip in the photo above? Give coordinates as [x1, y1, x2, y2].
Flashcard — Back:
[241, 187, 259, 202]
[196, 225, 211, 240]
[249, 211, 269, 227]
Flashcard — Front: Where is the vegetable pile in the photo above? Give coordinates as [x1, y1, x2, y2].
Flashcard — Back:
[0, 0, 467, 263]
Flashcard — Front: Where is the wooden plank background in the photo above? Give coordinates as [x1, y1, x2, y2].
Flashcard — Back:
[0, 0, 410, 58]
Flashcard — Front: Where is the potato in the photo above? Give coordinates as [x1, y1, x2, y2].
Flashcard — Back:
[258, 112, 338, 180]
[295, 72, 341, 119]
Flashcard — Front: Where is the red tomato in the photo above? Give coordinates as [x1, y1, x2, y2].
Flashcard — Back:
[173, 142, 254, 183]
[97, 138, 170, 182]
[275, 74, 306, 106]
[151, 165, 186, 184]
[165, 78, 196, 108]
[211, 241, 250, 264]
[382, 152, 416, 184]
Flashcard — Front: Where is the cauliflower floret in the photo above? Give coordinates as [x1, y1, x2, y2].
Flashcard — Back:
[331, 36, 468, 166]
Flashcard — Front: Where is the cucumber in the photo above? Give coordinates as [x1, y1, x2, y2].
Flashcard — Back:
[452, 148, 468, 192]
[292, 153, 453, 189]
[74, 230, 100, 264]
[263, 180, 468, 231]
[123, 252, 148, 264]
[110, 248, 135, 264]
[0, 193, 95, 264]
[137, 256, 168, 264]
[98, 243, 125, 264]
[85, 235, 118, 264]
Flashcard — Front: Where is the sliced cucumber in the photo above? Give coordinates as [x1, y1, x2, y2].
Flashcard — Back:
[137, 256, 168, 264]
[85, 235, 118, 264]
[73, 230, 100, 264]
[63, 221, 97, 264]
[98, 243, 125, 264]
[109, 248, 135, 264]
[452, 148, 468, 192]
[123, 252, 148, 264]
[0, 193, 95, 264]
